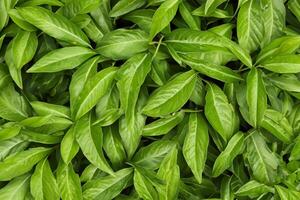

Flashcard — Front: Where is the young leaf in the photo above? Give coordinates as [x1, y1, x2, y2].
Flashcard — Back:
[142, 70, 197, 117]
[235, 180, 274, 198]
[110, 0, 146, 17]
[60, 126, 79, 164]
[183, 113, 209, 184]
[0, 174, 30, 200]
[134, 168, 159, 200]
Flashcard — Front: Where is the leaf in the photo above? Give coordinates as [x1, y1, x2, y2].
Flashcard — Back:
[246, 68, 267, 127]
[0, 84, 30, 121]
[268, 74, 300, 92]
[62, 0, 102, 18]
[204, 0, 226, 14]
[123, 9, 154, 32]
[8, 9, 37, 31]
[132, 140, 176, 170]
[180, 56, 243, 83]
[212, 132, 244, 177]
[19, 0, 64, 6]
[179, 0, 200, 30]
[82, 168, 133, 200]
[18, 6, 90, 47]
[117, 53, 152, 124]
[27, 46, 96, 73]
[157, 147, 180, 200]
[142, 111, 184, 136]
[134, 168, 159, 200]
[110, 0, 146, 17]
[75, 114, 114, 175]
[235, 180, 274, 198]
[31, 101, 71, 119]
[149, 0, 181, 40]
[165, 29, 252, 67]
[0, 174, 30, 200]
[57, 161, 82, 200]
[96, 29, 149, 60]
[204, 83, 234, 142]
[0, 122, 22, 141]
[142, 70, 196, 117]
[60, 126, 79, 164]
[72, 67, 117, 120]
[30, 158, 60, 200]
[245, 131, 279, 184]
[183, 113, 209, 184]
[260, 55, 300, 73]
[0, 147, 52, 181]
[274, 185, 300, 200]
[261, 109, 294, 143]
[237, 0, 264, 52]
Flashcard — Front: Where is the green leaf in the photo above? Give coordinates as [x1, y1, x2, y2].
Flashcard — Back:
[142, 70, 196, 117]
[212, 131, 244, 177]
[0, 147, 52, 181]
[183, 113, 209, 184]
[72, 67, 117, 120]
[57, 161, 82, 200]
[110, 0, 146, 17]
[96, 29, 149, 60]
[204, 83, 234, 142]
[18, 6, 90, 47]
[288, 0, 300, 22]
[75, 113, 114, 175]
[275, 185, 300, 200]
[245, 131, 279, 184]
[261, 109, 294, 143]
[149, 0, 180, 40]
[8, 9, 37, 31]
[123, 9, 154, 33]
[246, 68, 267, 127]
[132, 140, 176, 170]
[0, 174, 30, 200]
[134, 167, 159, 200]
[142, 111, 184, 136]
[0, 84, 30, 121]
[235, 180, 274, 198]
[0, 122, 22, 141]
[181, 56, 243, 83]
[260, 55, 300, 73]
[30, 158, 60, 200]
[82, 168, 133, 200]
[204, 0, 226, 14]
[60, 126, 79, 164]
[157, 147, 180, 200]
[62, 0, 102, 18]
[268, 74, 300, 93]
[179, 0, 200, 30]
[237, 0, 264, 52]
[117, 53, 152, 124]
[102, 125, 126, 169]
[30, 101, 71, 119]
[27, 46, 96, 73]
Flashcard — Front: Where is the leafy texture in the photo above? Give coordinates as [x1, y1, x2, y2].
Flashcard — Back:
[0, 1, 300, 199]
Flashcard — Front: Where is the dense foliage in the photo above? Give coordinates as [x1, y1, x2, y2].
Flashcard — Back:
[0, 0, 300, 199]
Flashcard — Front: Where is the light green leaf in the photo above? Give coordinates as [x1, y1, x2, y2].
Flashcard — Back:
[30, 158, 60, 200]
[0, 122, 22, 141]
[75, 114, 113, 175]
[261, 109, 294, 143]
[134, 168, 159, 200]
[237, 0, 264, 52]
[82, 168, 133, 200]
[60, 126, 79, 164]
[57, 161, 82, 200]
[246, 68, 267, 127]
[275, 185, 300, 200]
[268, 74, 300, 93]
[110, 0, 146, 17]
[149, 0, 180, 40]
[183, 113, 209, 184]
[143, 111, 184, 136]
[132, 140, 176, 170]
[142, 70, 196, 117]
[0, 174, 30, 200]
[245, 131, 279, 184]
[117, 53, 152, 124]
[212, 132, 244, 177]
[204, 83, 234, 142]
[62, 0, 102, 18]
[235, 180, 274, 198]
[260, 55, 300, 73]
[31, 101, 71, 119]
[123, 9, 154, 32]
[179, 0, 200, 30]
[96, 29, 149, 60]
[8, 9, 37, 31]
[27, 46, 96, 73]
[204, 0, 226, 14]
[0, 147, 52, 181]
[72, 67, 117, 120]
[18, 6, 90, 47]
[19, 0, 64, 6]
